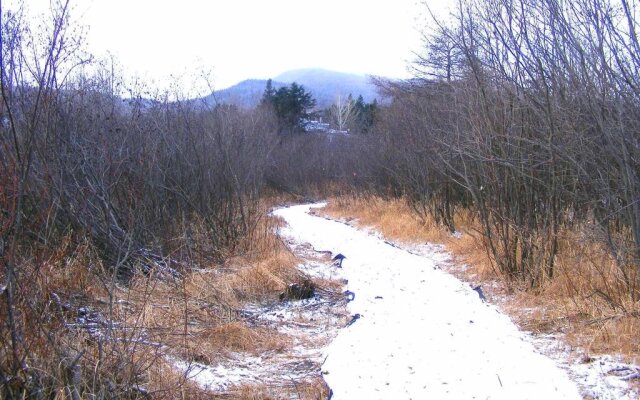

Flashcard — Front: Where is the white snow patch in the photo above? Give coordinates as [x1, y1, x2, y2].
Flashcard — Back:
[173, 202, 637, 398]
[274, 203, 585, 399]
[526, 334, 639, 400]
[375, 222, 639, 400]
[244, 296, 347, 339]
[173, 352, 319, 392]
[172, 294, 344, 393]
[172, 216, 348, 394]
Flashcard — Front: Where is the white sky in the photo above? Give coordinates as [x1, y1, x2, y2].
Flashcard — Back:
[12, 0, 453, 93]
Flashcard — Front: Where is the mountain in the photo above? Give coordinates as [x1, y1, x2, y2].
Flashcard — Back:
[274, 69, 380, 109]
[201, 69, 383, 109]
[202, 79, 286, 109]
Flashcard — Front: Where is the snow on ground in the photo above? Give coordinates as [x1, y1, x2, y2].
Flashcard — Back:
[395, 244, 639, 400]
[529, 335, 638, 400]
[173, 351, 320, 392]
[172, 227, 348, 394]
[174, 202, 637, 398]
[274, 203, 585, 399]
[173, 293, 346, 393]
[351, 223, 640, 399]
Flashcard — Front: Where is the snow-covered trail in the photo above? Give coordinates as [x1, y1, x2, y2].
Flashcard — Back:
[274, 203, 582, 400]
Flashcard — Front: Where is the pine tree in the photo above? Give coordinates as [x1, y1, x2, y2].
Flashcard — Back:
[351, 95, 377, 133]
[270, 82, 316, 134]
[260, 79, 276, 107]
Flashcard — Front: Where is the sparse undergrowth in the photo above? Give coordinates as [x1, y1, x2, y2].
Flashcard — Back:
[320, 195, 640, 366]
[0, 198, 337, 399]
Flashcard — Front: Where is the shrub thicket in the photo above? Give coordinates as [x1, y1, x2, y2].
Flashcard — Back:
[374, 0, 639, 294]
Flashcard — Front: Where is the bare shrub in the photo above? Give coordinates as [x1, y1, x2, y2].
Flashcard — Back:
[378, 0, 640, 296]
[267, 132, 383, 197]
[0, 1, 284, 397]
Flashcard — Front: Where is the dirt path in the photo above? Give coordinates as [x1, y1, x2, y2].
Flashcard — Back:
[274, 203, 582, 399]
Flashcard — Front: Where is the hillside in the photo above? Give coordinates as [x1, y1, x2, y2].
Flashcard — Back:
[274, 69, 380, 108]
[203, 69, 382, 109]
[203, 79, 287, 109]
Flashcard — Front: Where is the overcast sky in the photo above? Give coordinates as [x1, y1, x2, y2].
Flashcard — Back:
[13, 0, 453, 93]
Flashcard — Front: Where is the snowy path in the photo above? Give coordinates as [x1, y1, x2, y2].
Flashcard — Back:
[274, 203, 582, 400]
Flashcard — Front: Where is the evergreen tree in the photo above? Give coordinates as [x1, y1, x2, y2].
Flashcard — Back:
[355, 95, 365, 109]
[352, 95, 377, 133]
[267, 81, 316, 134]
[260, 79, 276, 107]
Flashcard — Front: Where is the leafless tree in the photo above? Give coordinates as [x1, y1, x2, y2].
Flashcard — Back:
[331, 94, 357, 132]
[0, 1, 282, 396]
[376, 0, 640, 293]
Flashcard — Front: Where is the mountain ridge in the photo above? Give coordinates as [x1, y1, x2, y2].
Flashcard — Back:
[203, 68, 383, 109]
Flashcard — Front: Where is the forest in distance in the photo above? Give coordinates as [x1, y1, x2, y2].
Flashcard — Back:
[1, 0, 639, 398]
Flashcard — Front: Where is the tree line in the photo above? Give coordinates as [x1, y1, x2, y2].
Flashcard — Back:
[260, 78, 378, 134]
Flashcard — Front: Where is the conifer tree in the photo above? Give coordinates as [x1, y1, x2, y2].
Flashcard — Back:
[262, 81, 316, 134]
[260, 79, 276, 107]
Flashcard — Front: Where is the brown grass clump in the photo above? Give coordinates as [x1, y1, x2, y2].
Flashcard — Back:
[0, 202, 329, 398]
[509, 229, 640, 360]
[119, 216, 303, 369]
[321, 194, 640, 364]
[1, 248, 181, 398]
[321, 195, 495, 280]
[323, 195, 443, 243]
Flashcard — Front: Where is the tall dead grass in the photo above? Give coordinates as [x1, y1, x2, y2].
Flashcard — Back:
[1, 203, 328, 398]
[322, 195, 640, 364]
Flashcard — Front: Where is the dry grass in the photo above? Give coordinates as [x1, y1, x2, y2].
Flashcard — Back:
[1, 202, 332, 399]
[321, 194, 640, 364]
[510, 229, 640, 359]
[116, 215, 310, 392]
[321, 195, 496, 281]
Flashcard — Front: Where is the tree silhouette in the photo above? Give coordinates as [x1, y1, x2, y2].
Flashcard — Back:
[262, 81, 316, 134]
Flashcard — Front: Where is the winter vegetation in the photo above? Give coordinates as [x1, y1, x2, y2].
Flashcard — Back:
[1, 0, 640, 398]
